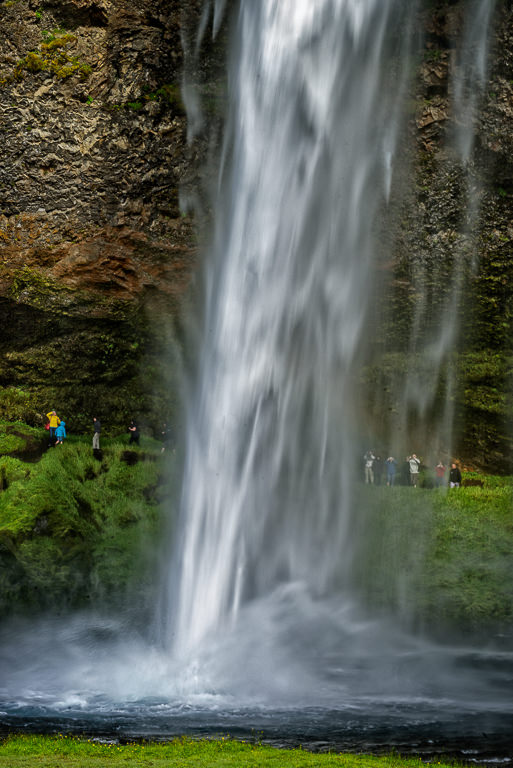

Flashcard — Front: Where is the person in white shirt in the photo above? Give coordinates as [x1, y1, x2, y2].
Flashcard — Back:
[407, 454, 421, 486]
[364, 450, 375, 484]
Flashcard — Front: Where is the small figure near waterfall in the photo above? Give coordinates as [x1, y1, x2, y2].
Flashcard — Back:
[54, 420, 67, 445]
[449, 463, 462, 488]
[364, 450, 375, 484]
[46, 409, 61, 445]
[435, 461, 446, 488]
[92, 417, 101, 451]
[386, 456, 397, 486]
[373, 455, 384, 485]
[128, 419, 140, 446]
[407, 454, 421, 487]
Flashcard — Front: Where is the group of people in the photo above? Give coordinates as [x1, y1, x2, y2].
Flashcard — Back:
[363, 450, 463, 488]
[46, 411, 173, 454]
[47, 410, 102, 451]
[92, 417, 139, 453]
[93, 417, 140, 451]
[47, 414, 140, 452]
[46, 410, 67, 445]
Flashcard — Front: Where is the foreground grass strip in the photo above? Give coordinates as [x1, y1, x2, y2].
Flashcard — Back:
[0, 735, 463, 768]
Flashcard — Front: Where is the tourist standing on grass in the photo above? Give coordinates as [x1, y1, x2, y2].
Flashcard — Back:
[407, 454, 421, 486]
[386, 456, 397, 486]
[449, 463, 462, 488]
[128, 419, 140, 446]
[54, 420, 67, 445]
[92, 417, 101, 450]
[435, 461, 446, 488]
[374, 455, 384, 485]
[364, 450, 375, 484]
[46, 410, 61, 444]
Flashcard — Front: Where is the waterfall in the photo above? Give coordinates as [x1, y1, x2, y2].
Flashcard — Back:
[394, 0, 497, 463]
[452, 0, 497, 162]
[167, 0, 420, 656]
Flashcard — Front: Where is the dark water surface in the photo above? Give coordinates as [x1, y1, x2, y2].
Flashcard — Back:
[1, 700, 512, 763]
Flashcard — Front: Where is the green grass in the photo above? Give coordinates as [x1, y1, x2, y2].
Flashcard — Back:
[0, 419, 42, 454]
[0, 735, 463, 768]
[0, 420, 512, 633]
[351, 483, 513, 633]
[0, 428, 167, 617]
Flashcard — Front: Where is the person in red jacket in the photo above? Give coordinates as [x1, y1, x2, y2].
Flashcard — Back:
[435, 461, 446, 488]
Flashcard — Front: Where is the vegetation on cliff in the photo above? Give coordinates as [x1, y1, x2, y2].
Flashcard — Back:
[0, 422, 173, 619]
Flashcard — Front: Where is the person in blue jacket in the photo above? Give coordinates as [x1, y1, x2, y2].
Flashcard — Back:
[386, 456, 398, 486]
[54, 421, 67, 445]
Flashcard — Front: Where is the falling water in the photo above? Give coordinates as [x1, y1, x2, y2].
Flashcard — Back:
[395, 0, 497, 461]
[162, 0, 512, 698]
[167, 0, 421, 656]
[452, 0, 497, 162]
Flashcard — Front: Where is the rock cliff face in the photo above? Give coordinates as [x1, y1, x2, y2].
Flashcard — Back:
[0, 0, 512, 467]
[0, 0, 198, 432]
[386, 1, 513, 471]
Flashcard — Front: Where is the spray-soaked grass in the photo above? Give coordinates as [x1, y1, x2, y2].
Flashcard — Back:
[0, 419, 43, 456]
[0, 419, 511, 631]
[351, 482, 513, 633]
[0, 431, 170, 617]
[0, 735, 465, 768]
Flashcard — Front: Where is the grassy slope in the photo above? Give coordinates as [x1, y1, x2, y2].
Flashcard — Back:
[0, 429, 170, 617]
[0, 736, 461, 768]
[0, 420, 511, 632]
[351, 482, 513, 633]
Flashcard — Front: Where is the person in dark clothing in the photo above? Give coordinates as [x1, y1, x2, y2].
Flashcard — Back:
[449, 463, 462, 488]
[386, 456, 398, 486]
[128, 420, 140, 446]
[373, 455, 384, 485]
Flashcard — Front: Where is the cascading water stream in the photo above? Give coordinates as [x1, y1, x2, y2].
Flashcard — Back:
[396, 0, 497, 460]
[167, 0, 421, 656]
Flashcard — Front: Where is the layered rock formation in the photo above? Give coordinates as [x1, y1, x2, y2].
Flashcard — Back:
[365, 1, 513, 470]
[0, 0, 197, 433]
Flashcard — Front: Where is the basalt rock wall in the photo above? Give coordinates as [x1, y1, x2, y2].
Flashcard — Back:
[365, 0, 513, 471]
[0, 0, 201, 434]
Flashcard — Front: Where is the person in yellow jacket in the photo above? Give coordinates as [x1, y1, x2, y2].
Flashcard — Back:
[46, 410, 61, 444]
